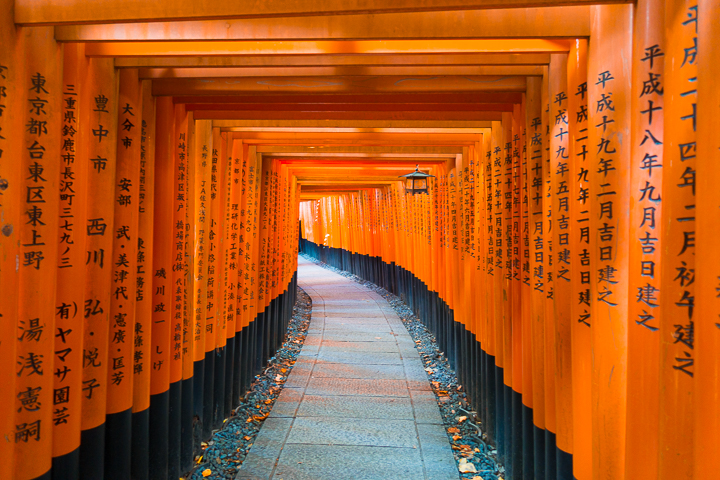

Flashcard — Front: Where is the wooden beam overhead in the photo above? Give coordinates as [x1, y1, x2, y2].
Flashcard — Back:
[298, 178, 403, 184]
[55, 7, 589, 41]
[116, 53, 552, 69]
[257, 145, 463, 154]
[224, 130, 487, 144]
[192, 110, 503, 121]
[139, 65, 544, 78]
[205, 119, 494, 128]
[277, 156, 451, 162]
[152, 75, 526, 96]
[176, 93, 523, 104]
[184, 103, 514, 112]
[85, 39, 572, 57]
[16, 0, 630, 26]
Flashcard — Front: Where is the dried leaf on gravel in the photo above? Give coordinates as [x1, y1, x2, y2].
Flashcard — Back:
[458, 458, 477, 473]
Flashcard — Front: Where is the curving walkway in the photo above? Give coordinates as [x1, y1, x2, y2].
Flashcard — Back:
[236, 256, 459, 480]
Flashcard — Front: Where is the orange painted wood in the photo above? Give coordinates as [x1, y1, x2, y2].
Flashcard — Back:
[143, 66, 543, 80]
[52, 42, 88, 460]
[0, 6, 21, 477]
[150, 96, 174, 396]
[482, 129, 495, 360]
[133, 80, 155, 413]
[116, 53, 551, 69]
[658, 1, 697, 477]
[190, 119, 208, 360]
[491, 121, 503, 369]
[526, 76, 546, 431]
[511, 109, 524, 396]
[235, 142, 251, 332]
[463, 145, 477, 346]
[210, 130, 228, 348]
[257, 157, 273, 313]
[625, 0, 664, 477]
[242, 148, 262, 327]
[519, 95, 534, 412]
[541, 65, 557, 438]
[694, 1, 720, 477]
[473, 138, 485, 354]
[87, 39, 570, 59]
[588, 5, 633, 479]
[107, 68, 142, 415]
[549, 52, 573, 454]
[55, 7, 590, 42]
[151, 75, 527, 97]
[190, 120, 212, 360]
[17, 0, 613, 25]
[170, 104, 188, 380]
[566, 37, 592, 480]
[14, 27, 62, 480]
[501, 113, 514, 390]
[184, 110, 196, 373]
[226, 139, 243, 336]
[81, 57, 119, 432]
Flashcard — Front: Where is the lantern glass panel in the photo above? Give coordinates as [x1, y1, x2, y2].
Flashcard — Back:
[416, 178, 427, 190]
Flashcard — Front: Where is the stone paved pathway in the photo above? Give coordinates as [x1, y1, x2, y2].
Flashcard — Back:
[236, 257, 459, 480]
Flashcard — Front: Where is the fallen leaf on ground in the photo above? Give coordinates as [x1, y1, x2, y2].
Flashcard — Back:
[458, 458, 477, 473]
[447, 427, 460, 434]
[457, 416, 467, 423]
[202, 469, 212, 477]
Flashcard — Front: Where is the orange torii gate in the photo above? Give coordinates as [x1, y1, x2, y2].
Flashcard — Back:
[1, 0, 720, 479]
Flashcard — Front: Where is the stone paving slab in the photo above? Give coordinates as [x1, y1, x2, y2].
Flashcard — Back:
[312, 350, 404, 365]
[319, 331, 398, 342]
[319, 342, 400, 353]
[271, 444, 425, 480]
[304, 377, 409, 397]
[310, 362, 407, 380]
[295, 394, 414, 420]
[285, 417, 419, 447]
[236, 257, 458, 480]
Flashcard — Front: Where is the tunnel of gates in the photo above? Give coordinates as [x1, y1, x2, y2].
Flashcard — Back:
[2, 0, 720, 480]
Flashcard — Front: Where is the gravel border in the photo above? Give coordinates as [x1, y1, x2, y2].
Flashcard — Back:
[183, 286, 312, 480]
[301, 254, 503, 480]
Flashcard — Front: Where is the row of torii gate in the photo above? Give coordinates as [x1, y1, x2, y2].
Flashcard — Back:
[1, 0, 719, 479]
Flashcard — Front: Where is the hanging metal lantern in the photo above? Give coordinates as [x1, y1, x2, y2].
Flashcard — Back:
[400, 165, 435, 195]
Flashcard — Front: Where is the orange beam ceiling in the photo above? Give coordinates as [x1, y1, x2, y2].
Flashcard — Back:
[84, 39, 572, 57]
[222, 128, 488, 141]
[151, 75, 527, 95]
[174, 93, 523, 104]
[15, 0, 628, 25]
[192, 110, 503, 121]
[115, 53, 551, 68]
[139, 65, 544, 78]
[255, 145, 463, 154]
[55, 7, 589, 41]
